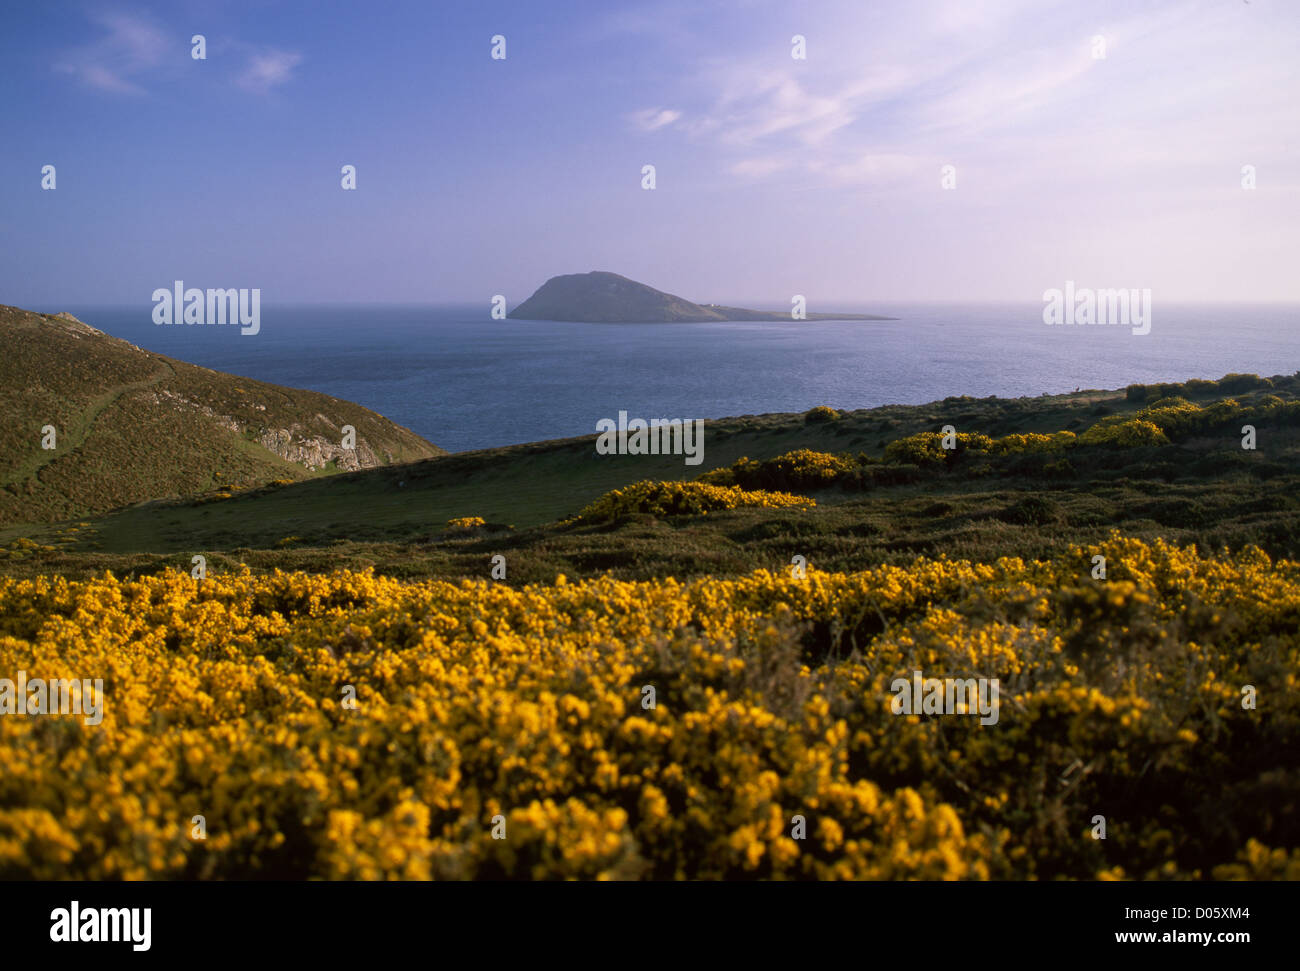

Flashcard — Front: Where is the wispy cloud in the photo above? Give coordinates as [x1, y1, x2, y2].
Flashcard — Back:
[54, 10, 303, 97]
[630, 107, 681, 131]
[647, 0, 1296, 197]
[236, 49, 302, 93]
[695, 70, 905, 149]
[55, 10, 168, 94]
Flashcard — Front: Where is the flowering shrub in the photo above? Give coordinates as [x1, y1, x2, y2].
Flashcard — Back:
[886, 430, 1079, 466]
[804, 406, 840, 424]
[1098, 394, 1299, 443]
[883, 388, 1297, 466]
[699, 450, 856, 491]
[1134, 397, 1203, 437]
[1212, 841, 1300, 881]
[1218, 373, 1272, 393]
[0, 533, 1295, 880]
[884, 431, 995, 465]
[572, 480, 814, 523]
[989, 431, 1077, 453]
[1078, 417, 1169, 447]
[445, 516, 486, 531]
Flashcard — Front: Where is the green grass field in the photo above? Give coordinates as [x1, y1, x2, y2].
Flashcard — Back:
[4, 372, 1296, 584]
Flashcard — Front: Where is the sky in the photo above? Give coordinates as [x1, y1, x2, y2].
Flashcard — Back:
[1, 0, 1297, 308]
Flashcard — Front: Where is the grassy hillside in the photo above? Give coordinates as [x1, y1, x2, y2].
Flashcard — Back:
[4, 369, 1297, 583]
[0, 304, 444, 525]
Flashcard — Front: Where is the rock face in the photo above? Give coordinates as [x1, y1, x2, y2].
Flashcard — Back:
[48, 312, 103, 337]
[146, 391, 386, 471]
[507, 270, 894, 323]
[258, 426, 386, 472]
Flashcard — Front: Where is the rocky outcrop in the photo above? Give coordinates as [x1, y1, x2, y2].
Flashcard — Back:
[258, 426, 387, 472]
[46, 312, 104, 337]
[148, 391, 391, 471]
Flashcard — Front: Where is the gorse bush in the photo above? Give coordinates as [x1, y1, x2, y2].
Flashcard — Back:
[445, 516, 486, 531]
[572, 480, 814, 523]
[884, 431, 994, 466]
[1078, 418, 1170, 447]
[998, 494, 1062, 526]
[1219, 373, 1273, 394]
[990, 431, 1077, 453]
[883, 430, 1073, 466]
[1124, 372, 1272, 402]
[1133, 397, 1203, 437]
[0, 533, 1296, 879]
[1145, 396, 1194, 410]
[699, 449, 857, 491]
[1086, 395, 1300, 445]
[804, 406, 840, 424]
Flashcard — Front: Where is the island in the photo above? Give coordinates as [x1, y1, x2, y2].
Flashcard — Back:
[507, 271, 896, 322]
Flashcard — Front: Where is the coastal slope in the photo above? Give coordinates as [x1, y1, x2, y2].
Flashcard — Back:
[0, 303, 445, 524]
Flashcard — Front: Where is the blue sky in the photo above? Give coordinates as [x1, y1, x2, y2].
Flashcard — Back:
[1, 0, 1297, 307]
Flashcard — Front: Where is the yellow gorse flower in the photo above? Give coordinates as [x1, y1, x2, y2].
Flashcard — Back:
[445, 516, 487, 530]
[0, 532, 1294, 880]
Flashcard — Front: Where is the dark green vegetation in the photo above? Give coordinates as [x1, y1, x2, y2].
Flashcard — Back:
[4, 368, 1297, 584]
[507, 270, 892, 322]
[0, 304, 443, 525]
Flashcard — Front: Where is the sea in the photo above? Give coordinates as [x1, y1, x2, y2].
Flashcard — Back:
[44, 303, 1300, 454]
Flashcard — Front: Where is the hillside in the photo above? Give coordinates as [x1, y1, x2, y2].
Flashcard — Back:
[0, 304, 444, 524]
[5, 370, 1297, 583]
[508, 271, 891, 322]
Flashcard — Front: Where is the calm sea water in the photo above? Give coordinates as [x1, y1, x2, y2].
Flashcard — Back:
[44, 303, 1300, 454]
